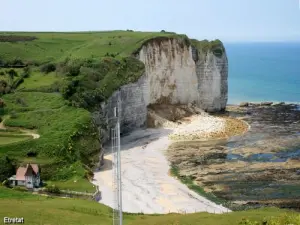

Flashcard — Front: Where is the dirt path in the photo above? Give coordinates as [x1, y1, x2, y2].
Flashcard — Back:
[92, 115, 232, 214]
[0, 117, 40, 139]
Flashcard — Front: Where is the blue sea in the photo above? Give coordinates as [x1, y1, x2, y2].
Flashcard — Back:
[224, 42, 300, 104]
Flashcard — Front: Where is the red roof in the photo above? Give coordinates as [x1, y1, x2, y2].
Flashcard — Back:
[15, 164, 39, 181]
[30, 164, 39, 174]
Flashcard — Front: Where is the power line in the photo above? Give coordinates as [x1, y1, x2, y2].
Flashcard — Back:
[111, 95, 123, 225]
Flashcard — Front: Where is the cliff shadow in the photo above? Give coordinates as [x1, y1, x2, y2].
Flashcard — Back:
[95, 158, 113, 172]
[103, 127, 173, 154]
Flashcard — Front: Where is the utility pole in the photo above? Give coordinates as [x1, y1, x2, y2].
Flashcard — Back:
[111, 96, 122, 225]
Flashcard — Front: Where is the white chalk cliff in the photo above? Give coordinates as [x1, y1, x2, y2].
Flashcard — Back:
[138, 38, 228, 111]
[100, 37, 228, 135]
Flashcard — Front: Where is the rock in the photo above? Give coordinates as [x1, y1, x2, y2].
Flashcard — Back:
[273, 102, 285, 106]
[249, 102, 260, 106]
[260, 102, 273, 106]
[239, 102, 249, 107]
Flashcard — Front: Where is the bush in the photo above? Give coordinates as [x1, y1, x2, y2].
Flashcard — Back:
[84, 169, 94, 180]
[45, 185, 61, 194]
[0, 72, 5, 76]
[10, 111, 17, 119]
[0, 156, 16, 182]
[13, 186, 28, 192]
[0, 35, 37, 43]
[24, 60, 40, 67]
[26, 151, 37, 157]
[40, 63, 56, 74]
[2, 179, 9, 187]
[6, 69, 18, 79]
[8, 58, 24, 67]
[22, 67, 30, 78]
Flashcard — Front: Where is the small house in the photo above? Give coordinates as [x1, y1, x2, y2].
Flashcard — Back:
[8, 163, 40, 189]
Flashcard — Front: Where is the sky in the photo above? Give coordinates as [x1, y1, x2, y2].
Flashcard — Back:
[1, 0, 300, 42]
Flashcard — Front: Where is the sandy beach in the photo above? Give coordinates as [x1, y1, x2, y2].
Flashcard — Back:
[92, 114, 231, 214]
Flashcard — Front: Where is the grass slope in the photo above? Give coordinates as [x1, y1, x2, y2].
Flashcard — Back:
[0, 187, 299, 225]
[0, 92, 98, 192]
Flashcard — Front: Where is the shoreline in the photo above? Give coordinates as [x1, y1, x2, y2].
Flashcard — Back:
[91, 109, 250, 214]
[227, 101, 300, 106]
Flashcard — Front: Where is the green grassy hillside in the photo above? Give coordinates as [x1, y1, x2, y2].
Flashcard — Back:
[0, 31, 223, 63]
[0, 31, 178, 63]
[0, 187, 299, 225]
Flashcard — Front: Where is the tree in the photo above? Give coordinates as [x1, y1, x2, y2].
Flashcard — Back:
[0, 156, 16, 182]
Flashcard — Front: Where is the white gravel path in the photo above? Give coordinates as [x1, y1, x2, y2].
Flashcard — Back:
[92, 115, 230, 214]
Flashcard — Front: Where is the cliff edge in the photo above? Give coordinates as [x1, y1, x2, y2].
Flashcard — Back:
[101, 36, 228, 136]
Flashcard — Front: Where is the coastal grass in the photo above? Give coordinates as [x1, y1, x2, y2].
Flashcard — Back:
[46, 178, 96, 193]
[170, 165, 226, 205]
[0, 31, 179, 63]
[0, 186, 299, 225]
[0, 31, 224, 64]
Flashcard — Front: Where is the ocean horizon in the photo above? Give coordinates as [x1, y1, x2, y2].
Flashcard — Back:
[224, 42, 300, 105]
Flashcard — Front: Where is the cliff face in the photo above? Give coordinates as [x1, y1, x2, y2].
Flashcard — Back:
[99, 37, 228, 138]
[138, 38, 228, 111]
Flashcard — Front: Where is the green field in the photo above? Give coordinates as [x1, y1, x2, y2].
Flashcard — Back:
[0, 31, 176, 62]
[0, 187, 299, 225]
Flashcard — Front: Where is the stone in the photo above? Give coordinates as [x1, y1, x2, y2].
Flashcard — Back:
[260, 102, 273, 106]
[239, 102, 249, 107]
[249, 102, 260, 106]
[273, 102, 285, 106]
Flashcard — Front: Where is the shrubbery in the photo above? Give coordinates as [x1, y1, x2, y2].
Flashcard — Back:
[0, 156, 16, 182]
[190, 39, 224, 56]
[238, 214, 300, 225]
[0, 35, 37, 42]
[40, 63, 56, 74]
[58, 56, 144, 111]
[45, 185, 61, 194]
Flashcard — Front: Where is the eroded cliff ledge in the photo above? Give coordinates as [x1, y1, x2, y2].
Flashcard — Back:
[99, 36, 228, 137]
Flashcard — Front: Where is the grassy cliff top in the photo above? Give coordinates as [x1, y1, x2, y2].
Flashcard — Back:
[0, 30, 224, 64]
